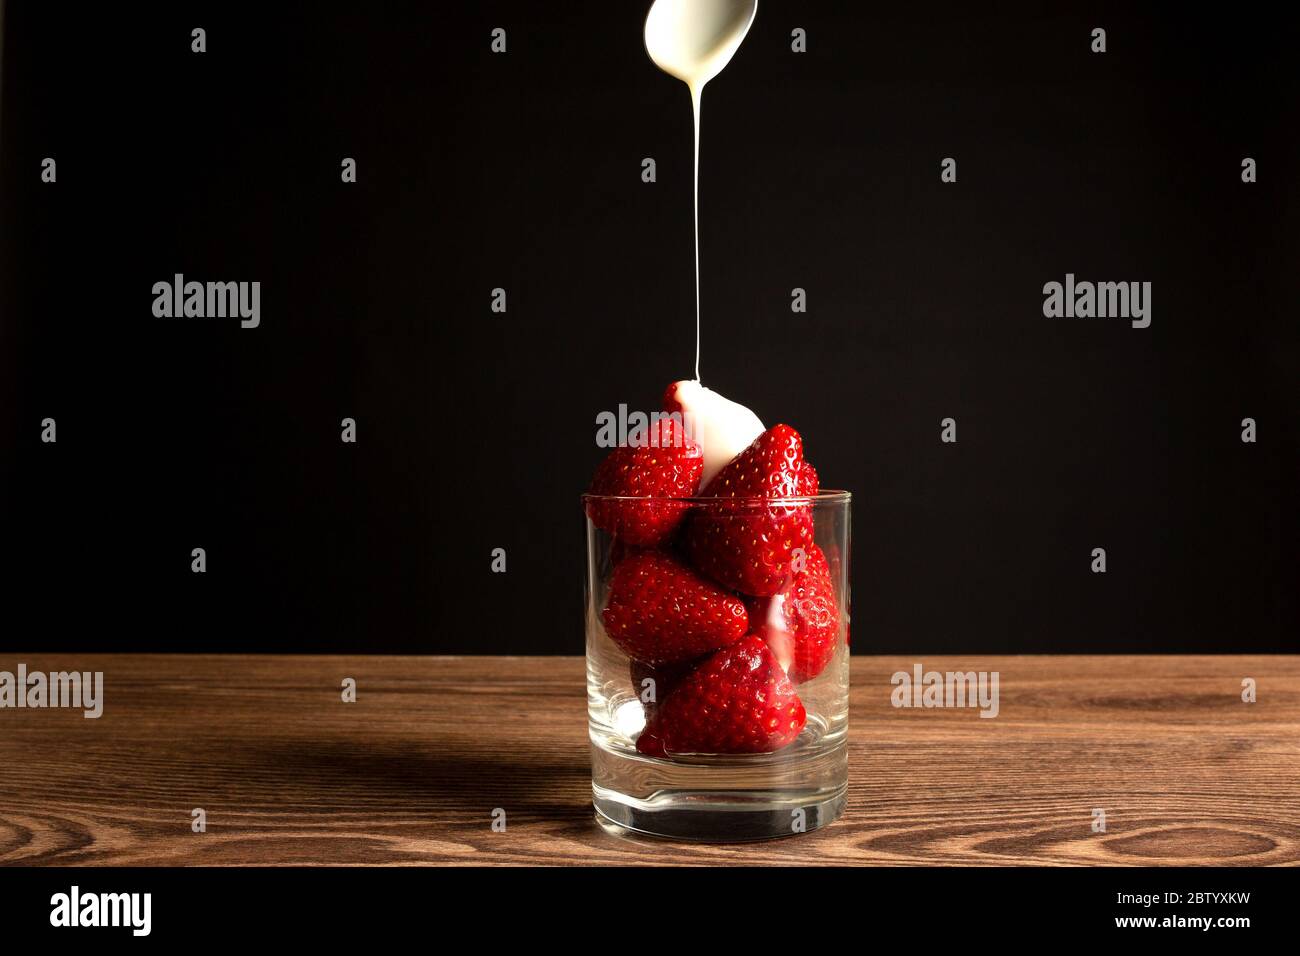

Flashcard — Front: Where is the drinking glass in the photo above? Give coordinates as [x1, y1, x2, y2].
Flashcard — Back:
[583, 491, 850, 841]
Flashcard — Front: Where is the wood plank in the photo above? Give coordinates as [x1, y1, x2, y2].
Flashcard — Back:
[0, 655, 1296, 866]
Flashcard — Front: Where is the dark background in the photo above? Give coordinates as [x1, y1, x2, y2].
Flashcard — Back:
[1, 2, 1295, 654]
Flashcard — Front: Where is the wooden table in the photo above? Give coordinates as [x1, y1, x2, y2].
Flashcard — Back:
[1, 655, 1297, 866]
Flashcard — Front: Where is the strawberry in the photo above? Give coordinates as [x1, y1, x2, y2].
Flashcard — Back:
[746, 543, 839, 682]
[684, 424, 817, 596]
[636, 635, 807, 757]
[585, 415, 703, 546]
[661, 381, 685, 416]
[797, 459, 819, 496]
[602, 551, 747, 665]
[629, 657, 696, 722]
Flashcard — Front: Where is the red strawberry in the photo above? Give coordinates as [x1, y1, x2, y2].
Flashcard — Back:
[602, 551, 747, 665]
[797, 459, 819, 496]
[685, 424, 817, 596]
[661, 381, 684, 415]
[586, 416, 703, 546]
[636, 635, 807, 757]
[746, 543, 839, 682]
[629, 657, 696, 722]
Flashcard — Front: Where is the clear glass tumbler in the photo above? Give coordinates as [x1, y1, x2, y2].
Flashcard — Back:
[584, 490, 850, 841]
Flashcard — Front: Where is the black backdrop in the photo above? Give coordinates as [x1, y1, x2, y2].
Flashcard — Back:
[1, 2, 1296, 654]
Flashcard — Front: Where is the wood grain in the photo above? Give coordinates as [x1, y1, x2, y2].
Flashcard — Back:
[0, 655, 1297, 866]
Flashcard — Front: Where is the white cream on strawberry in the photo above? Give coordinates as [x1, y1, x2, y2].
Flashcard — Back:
[665, 380, 764, 490]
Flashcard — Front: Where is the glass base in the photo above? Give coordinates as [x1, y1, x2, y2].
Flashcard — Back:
[590, 736, 848, 842]
[594, 785, 847, 842]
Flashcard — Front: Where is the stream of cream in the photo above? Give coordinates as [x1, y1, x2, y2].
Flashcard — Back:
[644, 0, 757, 384]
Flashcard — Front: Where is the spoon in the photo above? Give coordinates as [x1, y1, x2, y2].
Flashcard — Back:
[643, 0, 758, 91]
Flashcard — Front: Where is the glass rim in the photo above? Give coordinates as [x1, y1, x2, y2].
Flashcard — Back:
[581, 489, 851, 506]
